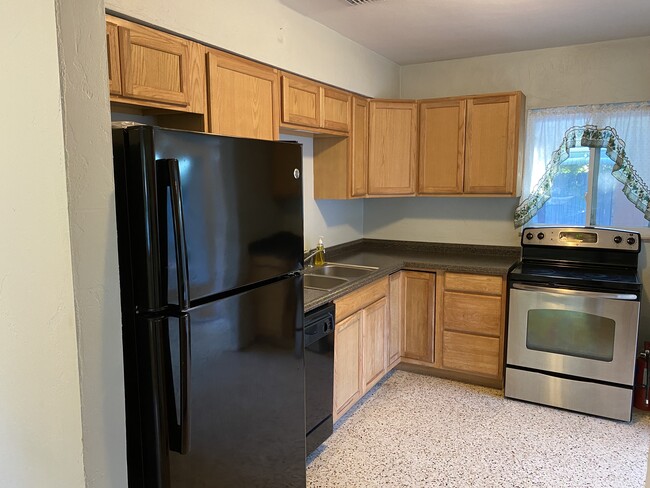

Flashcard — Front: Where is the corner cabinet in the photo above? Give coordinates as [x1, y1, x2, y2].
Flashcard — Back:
[398, 271, 436, 364]
[333, 278, 389, 421]
[313, 96, 369, 199]
[106, 15, 206, 115]
[419, 92, 525, 196]
[206, 49, 279, 140]
[368, 100, 418, 196]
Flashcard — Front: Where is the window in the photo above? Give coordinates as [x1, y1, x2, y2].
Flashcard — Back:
[517, 102, 650, 230]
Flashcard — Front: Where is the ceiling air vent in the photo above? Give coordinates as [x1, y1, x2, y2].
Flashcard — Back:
[344, 0, 383, 5]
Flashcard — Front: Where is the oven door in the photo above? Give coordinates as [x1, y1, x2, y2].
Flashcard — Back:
[507, 283, 640, 386]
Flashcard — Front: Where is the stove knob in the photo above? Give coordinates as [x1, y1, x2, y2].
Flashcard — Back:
[537, 232, 545, 240]
[627, 237, 636, 245]
[526, 232, 534, 240]
[614, 236, 622, 244]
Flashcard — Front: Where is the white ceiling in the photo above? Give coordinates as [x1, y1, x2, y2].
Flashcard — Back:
[280, 0, 650, 65]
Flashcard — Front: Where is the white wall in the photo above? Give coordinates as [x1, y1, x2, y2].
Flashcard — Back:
[282, 135, 364, 250]
[105, 0, 400, 98]
[365, 37, 650, 248]
[0, 1, 86, 486]
[57, 0, 127, 486]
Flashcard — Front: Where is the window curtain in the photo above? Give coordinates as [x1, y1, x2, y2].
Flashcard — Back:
[514, 102, 650, 228]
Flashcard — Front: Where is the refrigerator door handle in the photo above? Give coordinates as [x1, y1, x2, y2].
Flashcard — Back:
[161, 158, 191, 311]
[167, 313, 192, 454]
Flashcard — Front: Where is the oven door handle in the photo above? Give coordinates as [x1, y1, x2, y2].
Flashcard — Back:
[511, 283, 638, 301]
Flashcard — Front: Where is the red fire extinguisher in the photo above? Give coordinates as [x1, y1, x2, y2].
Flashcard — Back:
[634, 341, 650, 410]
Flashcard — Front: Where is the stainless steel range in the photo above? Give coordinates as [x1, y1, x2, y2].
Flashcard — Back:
[505, 226, 642, 421]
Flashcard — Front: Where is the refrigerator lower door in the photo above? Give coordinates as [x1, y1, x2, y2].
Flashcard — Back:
[163, 275, 305, 487]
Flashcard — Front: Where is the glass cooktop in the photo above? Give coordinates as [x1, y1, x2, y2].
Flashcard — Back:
[509, 262, 641, 293]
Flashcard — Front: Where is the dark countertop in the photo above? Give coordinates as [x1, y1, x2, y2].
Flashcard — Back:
[304, 239, 520, 312]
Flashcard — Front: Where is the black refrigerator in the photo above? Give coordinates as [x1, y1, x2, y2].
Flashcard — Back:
[112, 125, 306, 487]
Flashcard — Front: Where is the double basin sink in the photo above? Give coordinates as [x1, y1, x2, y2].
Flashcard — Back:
[304, 263, 378, 291]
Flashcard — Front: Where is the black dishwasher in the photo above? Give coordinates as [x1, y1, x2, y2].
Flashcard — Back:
[304, 302, 335, 456]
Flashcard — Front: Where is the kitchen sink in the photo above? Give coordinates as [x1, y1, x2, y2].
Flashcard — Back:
[305, 263, 379, 280]
[303, 274, 348, 291]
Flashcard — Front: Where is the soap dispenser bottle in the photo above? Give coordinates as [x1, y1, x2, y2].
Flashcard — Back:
[314, 236, 326, 266]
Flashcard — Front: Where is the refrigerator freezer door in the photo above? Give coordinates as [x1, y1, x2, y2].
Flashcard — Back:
[167, 275, 305, 487]
[155, 127, 304, 305]
[115, 126, 304, 310]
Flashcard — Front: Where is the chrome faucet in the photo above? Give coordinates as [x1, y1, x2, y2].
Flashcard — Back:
[304, 246, 325, 267]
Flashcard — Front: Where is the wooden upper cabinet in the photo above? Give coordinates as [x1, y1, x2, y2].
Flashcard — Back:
[417, 91, 524, 197]
[118, 24, 190, 106]
[280, 73, 351, 134]
[313, 96, 367, 200]
[322, 87, 351, 132]
[281, 74, 321, 128]
[206, 50, 279, 140]
[106, 22, 122, 96]
[464, 92, 523, 195]
[106, 16, 205, 114]
[419, 98, 466, 194]
[350, 97, 369, 197]
[368, 100, 418, 195]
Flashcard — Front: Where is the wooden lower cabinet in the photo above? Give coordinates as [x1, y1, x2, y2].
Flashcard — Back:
[333, 278, 388, 421]
[392, 270, 506, 387]
[333, 311, 363, 421]
[439, 272, 506, 383]
[400, 271, 435, 363]
[362, 298, 388, 391]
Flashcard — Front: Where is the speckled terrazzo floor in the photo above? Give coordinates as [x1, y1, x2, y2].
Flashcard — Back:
[306, 370, 650, 488]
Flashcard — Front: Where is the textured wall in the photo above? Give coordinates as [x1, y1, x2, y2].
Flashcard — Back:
[0, 0, 86, 486]
[105, 0, 401, 98]
[400, 36, 650, 108]
[57, 0, 128, 486]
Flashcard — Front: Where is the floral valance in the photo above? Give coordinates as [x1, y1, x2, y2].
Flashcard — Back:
[513, 125, 650, 228]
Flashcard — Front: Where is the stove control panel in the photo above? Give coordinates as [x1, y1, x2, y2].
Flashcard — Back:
[521, 226, 640, 252]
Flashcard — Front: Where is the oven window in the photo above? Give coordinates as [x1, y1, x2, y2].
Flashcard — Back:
[526, 309, 615, 361]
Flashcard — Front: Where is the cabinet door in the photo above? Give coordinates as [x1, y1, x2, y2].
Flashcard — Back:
[106, 22, 122, 96]
[419, 99, 466, 194]
[401, 271, 435, 363]
[333, 311, 363, 421]
[368, 100, 418, 195]
[322, 88, 351, 133]
[207, 51, 279, 140]
[387, 272, 402, 368]
[350, 97, 369, 197]
[362, 298, 388, 391]
[118, 24, 191, 106]
[281, 74, 321, 128]
[464, 93, 521, 194]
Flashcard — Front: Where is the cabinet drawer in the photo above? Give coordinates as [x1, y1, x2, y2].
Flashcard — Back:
[443, 291, 501, 336]
[444, 272, 502, 295]
[442, 331, 500, 377]
[335, 277, 388, 322]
